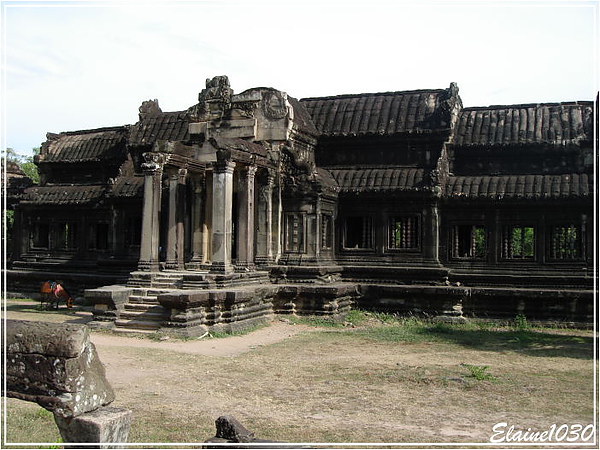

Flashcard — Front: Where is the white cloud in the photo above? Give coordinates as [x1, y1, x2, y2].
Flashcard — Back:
[2, 0, 597, 154]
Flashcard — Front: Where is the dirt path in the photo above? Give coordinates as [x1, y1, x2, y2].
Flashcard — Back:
[5, 298, 311, 357]
[90, 320, 310, 357]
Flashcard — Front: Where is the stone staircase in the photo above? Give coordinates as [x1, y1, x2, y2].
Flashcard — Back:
[113, 288, 169, 334]
[111, 269, 271, 334]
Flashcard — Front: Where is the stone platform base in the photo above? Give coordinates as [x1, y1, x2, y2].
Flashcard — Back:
[85, 282, 362, 336]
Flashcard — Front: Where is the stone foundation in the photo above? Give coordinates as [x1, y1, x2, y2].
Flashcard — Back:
[357, 284, 594, 322]
[273, 283, 359, 316]
[158, 286, 277, 337]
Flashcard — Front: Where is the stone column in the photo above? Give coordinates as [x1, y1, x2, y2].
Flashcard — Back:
[210, 160, 236, 274]
[236, 165, 257, 269]
[190, 174, 205, 266]
[202, 171, 213, 266]
[273, 169, 283, 262]
[138, 153, 164, 271]
[423, 202, 440, 264]
[165, 168, 188, 270]
[255, 171, 273, 265]
[176, 168, 187, 269]
[165, 169, 179, 269]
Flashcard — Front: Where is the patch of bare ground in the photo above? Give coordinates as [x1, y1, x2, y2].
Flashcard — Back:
[3, 298, 596, 446]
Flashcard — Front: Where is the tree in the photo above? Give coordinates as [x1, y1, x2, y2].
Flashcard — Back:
[20, 147, 40, 183]
[2, 147, 40, 183]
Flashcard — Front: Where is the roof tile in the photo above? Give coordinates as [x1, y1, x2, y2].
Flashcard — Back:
[301, 89, 451, 137]
[446, 173, 591, 199]
[329, 167, 426, 192]
[454, 102, 593, 146]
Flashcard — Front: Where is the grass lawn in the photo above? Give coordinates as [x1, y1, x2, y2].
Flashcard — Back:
[3, 300, 597, 447]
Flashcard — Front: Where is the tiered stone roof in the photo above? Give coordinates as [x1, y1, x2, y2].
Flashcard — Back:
[22, 185, 105, 205]
[453, 102, 594, 147]
[301, 89, 452, 136]
[28, 81, 593, 205]
[39, 127, 128, 163]
[445, 173, 592, 200]
[329, 167, 425, 193]
[129, 111, 192, 147]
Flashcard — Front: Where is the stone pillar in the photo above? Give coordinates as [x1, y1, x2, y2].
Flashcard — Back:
[190, 174, 205, 266]
[176, 168, 187, 269]
[273, 169, 283, 262]
[423, 202, 440, 264]
[202, 171, 213, 265]
[255, 171, 273, 265]
[236, 165, 257, 269]
[165, 169, 179, 269]
[165, 168, 187, 270]
[138, 153, 164, 271]
[210, 160, 236, 274]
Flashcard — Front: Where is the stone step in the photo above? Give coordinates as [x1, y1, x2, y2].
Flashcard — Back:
[119, 309, 167, 321]
[128, 295, 159, 304]
[152, 282, 180, 289]
[129, 288, 168, 296]
[112, 327, 160, 335]
[124, 303, 164, 312]
[114, 319, 162, 331]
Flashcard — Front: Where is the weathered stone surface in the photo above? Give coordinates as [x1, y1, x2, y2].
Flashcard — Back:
[215, 415, 255, 443]
[6, 320, 115, 418]
[205, 415, 306, 448]
[6, 319, 89, 357]
[54, 406, 132, 445]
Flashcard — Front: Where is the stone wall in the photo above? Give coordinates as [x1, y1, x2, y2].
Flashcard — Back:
[358, 284, 594, 323]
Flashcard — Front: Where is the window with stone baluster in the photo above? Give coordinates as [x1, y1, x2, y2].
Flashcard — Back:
[549, 224, 582, 260]
[343, 216, 373, 250]
[389, 215, 421, 251]
[285, 213, 306, 253]
[502, 225, 535, 259]
[451, 225, 486, 259]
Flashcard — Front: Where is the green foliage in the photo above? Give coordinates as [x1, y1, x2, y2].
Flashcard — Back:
[510, 226, 535, 257]
[2, 147, 40, 183]
[20, 160, 40, 183]
[461, 363, 497, 381]
[514, 313, 530, 330]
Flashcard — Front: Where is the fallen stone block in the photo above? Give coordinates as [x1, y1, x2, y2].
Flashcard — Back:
[215, 415, 255, 442]
[6, 320, 115, 418]
[53, 406, 132, 446]
[205, 415, 307, 448]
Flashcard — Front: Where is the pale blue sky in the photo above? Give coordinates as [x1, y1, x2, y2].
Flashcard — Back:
[2, 0, 598, 155]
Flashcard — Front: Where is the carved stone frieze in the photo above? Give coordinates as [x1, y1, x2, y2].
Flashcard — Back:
[261, 90, 288, 120]
[141, 152, 167, 172]
[138, 99, 162, 120]
[232, 101, 256, 119]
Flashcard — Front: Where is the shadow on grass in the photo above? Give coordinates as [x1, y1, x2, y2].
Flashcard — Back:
[4, 301, 93, 325]
[353, 321, 594, 359]
[418, 323, 594, 359]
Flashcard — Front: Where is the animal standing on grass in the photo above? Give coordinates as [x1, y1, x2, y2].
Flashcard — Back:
[40, 281, 73, 310]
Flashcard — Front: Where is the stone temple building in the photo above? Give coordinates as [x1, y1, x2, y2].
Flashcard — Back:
[7, 76, 595, 333]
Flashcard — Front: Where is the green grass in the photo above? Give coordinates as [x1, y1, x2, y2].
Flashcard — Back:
[342, 313, 594, 359]
[3, 401, 62, 448]
[461, 363, 497, 381]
